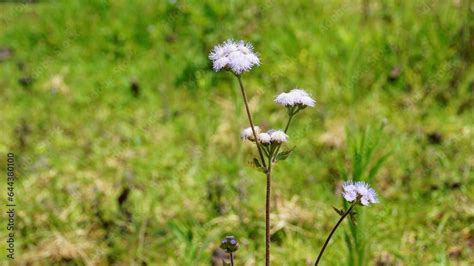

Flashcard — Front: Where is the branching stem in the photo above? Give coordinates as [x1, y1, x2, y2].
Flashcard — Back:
[272, 113, 294, 162]
[236, 75, 271, 265]
[265, 161, 272, 266]
[236, 76, 267, 170]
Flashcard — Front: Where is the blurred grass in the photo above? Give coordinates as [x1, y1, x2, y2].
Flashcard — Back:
[0, 0, 473, 265]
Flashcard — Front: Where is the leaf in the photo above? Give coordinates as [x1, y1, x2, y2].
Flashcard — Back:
[253, 158, 261, 168]
[367, 152, 391, 182]
[274, 146, 296, 161]
[349, 209, 357, 225]
[333, 206, 344, 216]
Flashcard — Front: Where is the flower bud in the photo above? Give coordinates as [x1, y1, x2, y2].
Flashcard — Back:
[220, 236, 239, 253]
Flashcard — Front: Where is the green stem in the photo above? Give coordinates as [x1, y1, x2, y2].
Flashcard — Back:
[236, 75, 271, 265]
[314, 204, 356, 266]
[284, 113, 294, 133]
[265, 162, 272, 266]
[230, 252, 234, 266]
[272, 113, 294, 162]
[237, 76, 267, 169]
[262, 146, 270, 158]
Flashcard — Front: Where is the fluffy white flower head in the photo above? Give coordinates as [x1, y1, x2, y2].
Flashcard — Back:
[290, 89, 316, 107]
[342, 181, 378, 206]
[269, 130, 288, 143]
[209, 40, 260, 74]
[274, 92, 296, 106]
[240, 126, 260, 141]
[257, 132, 271, 144]
[289, 89, 309, 97]
[274, 88, 316, 108]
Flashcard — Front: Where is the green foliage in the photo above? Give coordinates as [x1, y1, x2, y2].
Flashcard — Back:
[274, 146, 295, 162]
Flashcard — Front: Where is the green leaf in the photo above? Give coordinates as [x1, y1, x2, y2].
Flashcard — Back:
[367, 152, 391, 183]
[253, 158, 261, 168]
[333, 206, 344, 216]
[275, 146, 296, 161]
[349, 209, 358, 225]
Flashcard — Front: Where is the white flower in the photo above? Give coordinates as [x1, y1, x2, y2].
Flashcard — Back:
[213, 56, 230, 71]
[269, 130, 288, 143]
[257, 132, 271, 144]
[289, 89, 310, 97]
[290, 89, 316, 107]
[209, 40, 260, 74]
[274, 92, 296, 106]
[240, 126, 260, 140]
[274, 88, 316, 108]
[209, 44, 230, 71]
[342, 181, 378, 206]
[298, 96, 316, 107]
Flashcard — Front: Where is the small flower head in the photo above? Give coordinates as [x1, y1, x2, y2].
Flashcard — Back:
[208, 44, 230, 71]
[240, 126, 260, 141]
[296, 96, 316, 107]
[274, 92, 296, 107]
[220, 235, 239, 253]
[209, 39, 260, 75]
[269, 130, 288, 144]
[274, 88, 316, 108]
[342, 181, 378, 206]
[257, 132, 271, 144]
[289, 89, 310, 98]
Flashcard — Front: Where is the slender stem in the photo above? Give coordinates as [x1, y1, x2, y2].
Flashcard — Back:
[284, 113, 294, 133]
[230, 252, 234, 266]
[262, 146, 270, 158]
[272, 113, 294, 162]
[265, 162, 272, 266]
[236, 75, 271, 264]
[314, 204, 356, 266]
[236, 76, 267, 169]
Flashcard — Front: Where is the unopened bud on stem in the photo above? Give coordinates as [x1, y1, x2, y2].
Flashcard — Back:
[220, 236, 239, 253]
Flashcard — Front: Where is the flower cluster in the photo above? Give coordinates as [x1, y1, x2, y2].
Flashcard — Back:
[342, 181, 378, 206]
[275, 88, 316, 108]
[220, 236, 239, 253]
[241, 127, 288, 144]
[209, 39, 382, 266]
[240, 126, 260, 141]
[209, 40, 260, 74]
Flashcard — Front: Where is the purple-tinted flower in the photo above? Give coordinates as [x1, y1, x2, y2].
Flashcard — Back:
[342, 181, 378, 206]
[209, 40, 260, 74]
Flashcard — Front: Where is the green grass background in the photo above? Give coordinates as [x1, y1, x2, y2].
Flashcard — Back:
[0, 0, 473, 265]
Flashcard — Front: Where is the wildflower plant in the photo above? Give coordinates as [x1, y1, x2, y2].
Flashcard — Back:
[209, 39, 315, 265]
[209, 39, 381, 265]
